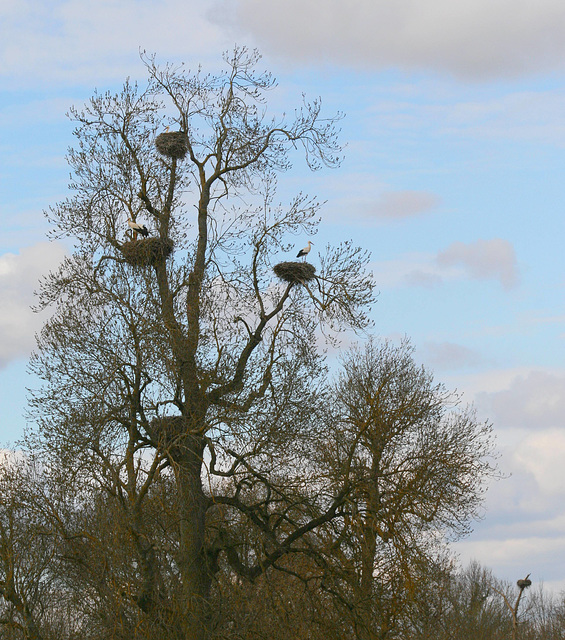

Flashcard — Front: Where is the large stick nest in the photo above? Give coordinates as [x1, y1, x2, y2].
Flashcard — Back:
[517, 579, 532, 589]
[120, 238, 174, 267]
[155, 131, 189, 159]
[273, 261, 316, 284]
[147, 416, 186, 445]
[146, 416, 201, 456]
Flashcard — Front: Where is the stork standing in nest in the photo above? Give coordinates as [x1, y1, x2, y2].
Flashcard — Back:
[296, 240, 313, 260]
[127, 218, 150, 240]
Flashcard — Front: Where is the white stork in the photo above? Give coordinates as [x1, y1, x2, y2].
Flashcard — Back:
[127, 218, 150, 239]
[296, 240, 313, 260]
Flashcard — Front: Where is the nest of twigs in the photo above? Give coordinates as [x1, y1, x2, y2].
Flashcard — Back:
[147, 416, 201, 456]
[120, 238, 174, 267]
[273, 261, 316, 284]
[517, 579, 532, 589]
[148, 416, 186, 444]
[155, 131, 189, 159]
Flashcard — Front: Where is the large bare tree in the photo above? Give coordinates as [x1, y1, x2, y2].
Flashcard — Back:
[314, 338, 498, 640]
[27, 48, 373, 639]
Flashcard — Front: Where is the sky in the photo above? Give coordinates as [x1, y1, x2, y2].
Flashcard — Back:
[1, 0, 565, 593]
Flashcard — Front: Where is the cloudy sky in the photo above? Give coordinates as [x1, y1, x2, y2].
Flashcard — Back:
[2, 0, 565, 592]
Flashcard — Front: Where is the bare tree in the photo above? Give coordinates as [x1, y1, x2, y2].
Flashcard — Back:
[0, 455, 72, 640]
[27, 47, 373, 639]
[393, 561, 521, 640]
[490, 574, 533, 640]
[314, 338, 498, 640]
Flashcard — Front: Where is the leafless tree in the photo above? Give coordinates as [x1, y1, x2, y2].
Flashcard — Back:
[26, 47, 373, 639]
[314, 338, 498, 640]
[490, 573, 533, 640]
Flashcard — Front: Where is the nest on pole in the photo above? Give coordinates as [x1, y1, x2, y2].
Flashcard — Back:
[517, 578, 532, 590]
[120, 238, 174, 267]
[273, 261, 316, 284]
[155, 131, 189, 159]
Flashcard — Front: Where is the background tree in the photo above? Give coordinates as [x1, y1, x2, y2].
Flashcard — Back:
[523, 585, 565, 640]
[313, 338, 497, 640]
[491, 572, 533, 640]
[402, 561, 512, 640]
[0, 455, 49, 640]
[26, 47, 373, 639]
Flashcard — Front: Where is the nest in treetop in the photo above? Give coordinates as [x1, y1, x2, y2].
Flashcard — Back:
[273, 261, 316, 284]
[155, 131, 189, 159]
[517, 579, 532, 589]
[120, 238, 174, 267]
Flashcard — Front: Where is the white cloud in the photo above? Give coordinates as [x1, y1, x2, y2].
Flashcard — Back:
[0, 242, 66, 368]
[369, 90, 565, 151]
[454, 534, 565, 589]
[403, 269, 443, 288]
[450, 418, 565, 591]
[437, 239, 519, 290]
[447, 368, 535, 402]
[5, 0, 565, 91]
[216, 0, 565, 79]
[319, 173, 442, 226]
[0, 449, 26, 469]
[478, 370, 565, 430]
[436, 91, 565, 144]
[371, 239, 518, 290]
[448, 370, 565, 587]
[515, 430, 565, 495]
[454, 474, 565, 575]
[423, 341, 484, 370]
[326, 188, 441, 225]
[368, 190, 441, 220]
[0, 0, 230, 87]
[370, 253, 441, 289]
[7, 0, 565, 86]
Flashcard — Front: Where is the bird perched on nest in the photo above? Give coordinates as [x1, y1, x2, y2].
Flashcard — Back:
[296, 240, 314, 260]
[127, 218, 150, 239]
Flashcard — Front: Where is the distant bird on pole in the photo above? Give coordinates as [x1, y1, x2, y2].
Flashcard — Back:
[127, 218, 150, 240]
[296, 240, 313, 260]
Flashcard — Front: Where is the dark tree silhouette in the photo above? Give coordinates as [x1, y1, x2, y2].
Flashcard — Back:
[27, 48, 373, 639]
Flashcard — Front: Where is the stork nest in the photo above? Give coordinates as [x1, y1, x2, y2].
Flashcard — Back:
[147, 416, 186, 445]
[517, 579, 532, 589]
[273, 261, 316, 284]
[155, 131, 189, 159]
[147, 416, 201, 456]
[120, 238, 174, 267]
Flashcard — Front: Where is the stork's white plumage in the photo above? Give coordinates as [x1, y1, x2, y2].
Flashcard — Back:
[127, 219, 150, 238]
[296, 240, 313, 259]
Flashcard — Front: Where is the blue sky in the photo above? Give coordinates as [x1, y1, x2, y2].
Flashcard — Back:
[2, 0, 565, 592]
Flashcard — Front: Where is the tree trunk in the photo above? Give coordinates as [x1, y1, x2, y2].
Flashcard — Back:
[172, 432, 212, 640]
[357, 520, 378, 640]
[356, 451, 389, 640]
